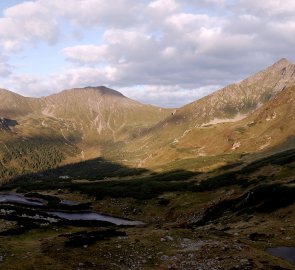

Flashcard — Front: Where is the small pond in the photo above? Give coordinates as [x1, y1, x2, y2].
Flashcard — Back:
[0, 193, 44, 206]
[266, 247, 295, 265]
[48, 211, 145, 226]
[0, 192, 144, 226]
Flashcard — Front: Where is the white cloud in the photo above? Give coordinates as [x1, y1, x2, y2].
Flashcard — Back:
[161, 47, 176, 59]
[165, 13, 212, 31]
[1, 0, 295, 107]
[62, 45, 108, 65]
[120, 84, 221, 107]
[0, 1, 58, 51]
[0, 0, 142, 52]
[237, 0, 295, 15]
[148, 0, 180, 15]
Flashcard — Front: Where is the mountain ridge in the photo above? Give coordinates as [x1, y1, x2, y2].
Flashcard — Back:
[0, 85, 172, 180]
[1, 59, 295, 178]
[113, 58, 295, 168]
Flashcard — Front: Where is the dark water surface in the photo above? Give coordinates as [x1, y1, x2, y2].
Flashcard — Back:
[0, 192, 44, 206]
[48, 211, 145, 226]
[0, 192, 144, 226]
[267, 247, 295, 265]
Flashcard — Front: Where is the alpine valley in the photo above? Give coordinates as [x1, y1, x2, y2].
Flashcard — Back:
[1, 59, 295, 269]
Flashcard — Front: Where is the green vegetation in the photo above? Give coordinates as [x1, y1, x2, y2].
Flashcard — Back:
[1, 148, 295, 269]
[3, 148, 295, 204]
[158, 153, 241, 172]
[0, 137, 79, 183]
[260, 89, 273, 103]
[1, 63, 295, 269]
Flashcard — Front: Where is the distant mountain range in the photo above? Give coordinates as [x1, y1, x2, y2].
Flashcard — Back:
[1, 58, 295, 180]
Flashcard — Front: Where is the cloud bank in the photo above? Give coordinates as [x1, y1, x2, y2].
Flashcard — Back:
[0, 0, 294, 107]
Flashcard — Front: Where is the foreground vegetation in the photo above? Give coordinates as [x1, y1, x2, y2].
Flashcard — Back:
[1, 148, 295, 269]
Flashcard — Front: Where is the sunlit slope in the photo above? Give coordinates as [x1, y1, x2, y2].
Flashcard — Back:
[40, 86, 172, 145]
[0, 88, 40, 118]
[0, 86, 171, 180]
[116, 59, 295, 168]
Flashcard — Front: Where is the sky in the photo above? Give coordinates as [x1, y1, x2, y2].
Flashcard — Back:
[0, 0, 294, 107]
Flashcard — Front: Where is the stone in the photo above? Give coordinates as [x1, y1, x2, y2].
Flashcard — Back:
[160, 255, 169, 261]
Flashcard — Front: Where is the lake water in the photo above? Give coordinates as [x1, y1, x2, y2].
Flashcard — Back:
[0, 193, 44, 206]
[48, 211, 145, 226]
[266, 247, 295, 265]
[60, 200, 80, 206]
[0, 192, 144, 226]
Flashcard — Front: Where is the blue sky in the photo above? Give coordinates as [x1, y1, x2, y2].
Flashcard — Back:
[0, 0, 294, 107]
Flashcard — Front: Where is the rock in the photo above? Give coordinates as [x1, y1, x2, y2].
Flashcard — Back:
[240, 259, 249, 264]
[161, 236, 174, 242]
[166, 236, 174, 241]
[160, 255, 169, 261]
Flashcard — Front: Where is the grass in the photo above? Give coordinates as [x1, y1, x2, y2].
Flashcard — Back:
[1, 148, 295, 269]
[3, 148, 295, 203]
[6, 170, 196, 200]
[158, 153, 241, 172]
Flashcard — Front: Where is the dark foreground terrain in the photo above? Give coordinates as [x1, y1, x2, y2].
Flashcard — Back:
[1, 149, 295, 269]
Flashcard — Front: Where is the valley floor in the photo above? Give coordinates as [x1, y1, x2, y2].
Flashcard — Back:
[1, 149, 295, 269]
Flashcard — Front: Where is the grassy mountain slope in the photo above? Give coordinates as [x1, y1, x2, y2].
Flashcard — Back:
[114, 59, 295, 169]
[40, 86, 171, 146]
[0, 86, 171, 181]
[1, 59, 295, 178]
[0, 89, 39, 118]
[180, 58, 295, 126]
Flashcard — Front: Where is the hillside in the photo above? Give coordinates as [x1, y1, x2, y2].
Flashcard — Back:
[40, 86, 171, 146]
[0, 86, 171, 181]
[0, 89, 39, 118]
[114, 59, 295, 169]
[1, 59, 295, 178]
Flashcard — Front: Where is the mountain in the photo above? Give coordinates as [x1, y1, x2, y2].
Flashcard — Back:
[179, 58, 295, 127]
[39, 86, 171, 146]
[0, 86, 171, 181]
[0, 88, 39, 118]
[1, 59, 295, 179]
[115, 59, 295, 169]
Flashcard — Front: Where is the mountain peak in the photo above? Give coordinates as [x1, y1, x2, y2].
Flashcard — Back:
[80, 86, 125, 97]
[271, 58, 291, 69]
[53, 86, 126, 100]
[0, 88, 23, 97]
